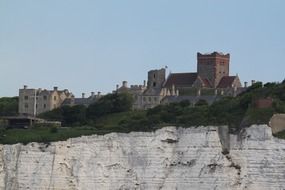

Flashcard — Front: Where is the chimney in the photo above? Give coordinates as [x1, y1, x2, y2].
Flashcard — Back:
[97, 91, 101, 96]
[82, 93, 85, 99]
[244, 82, 248, 88]
[251, 80, 256, 86]
[53, 86, 58, 91]
[91, 92, 95, 97]
[116, 84, 119, 91]
[122, 81, 128, 88]
[23, 85, 28, 89]
[143, 80, 146, 87]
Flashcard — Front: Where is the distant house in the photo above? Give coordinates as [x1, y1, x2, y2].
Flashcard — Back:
[19, 86, 74, 116]
[62, 92, 102, 107]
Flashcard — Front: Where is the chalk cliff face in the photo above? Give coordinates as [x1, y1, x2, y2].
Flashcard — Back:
[0, 125, 285, 190]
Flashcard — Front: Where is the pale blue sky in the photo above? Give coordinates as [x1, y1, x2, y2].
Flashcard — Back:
[0, 0, 284, 97]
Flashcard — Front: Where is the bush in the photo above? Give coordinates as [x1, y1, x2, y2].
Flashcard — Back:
[87, 93, 133, 120]
[50, 126, 58, 133]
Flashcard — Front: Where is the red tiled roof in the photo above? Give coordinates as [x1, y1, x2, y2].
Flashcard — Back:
[164, 73, 197, 88]
[217, 76, 236, 88]
[201, 78, 212, 88]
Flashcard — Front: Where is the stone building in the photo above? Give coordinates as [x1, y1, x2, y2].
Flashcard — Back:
[116, 68, 178, 110]
[18, 86, 73, 116]
[116, 51, 245, 109]
[62, 92, 103, 107]
[116, 81, 147, 110]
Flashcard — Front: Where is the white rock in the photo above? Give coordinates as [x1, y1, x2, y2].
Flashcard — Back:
[0, 125, 284, 190]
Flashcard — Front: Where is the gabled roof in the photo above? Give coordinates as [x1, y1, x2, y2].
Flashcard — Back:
[201, 78, 212, 88]
[164, 73, 198, 88]
[217, 76, 236, 88]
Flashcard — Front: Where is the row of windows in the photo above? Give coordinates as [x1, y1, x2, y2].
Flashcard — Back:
[23, 96, 57, 100]
[143, 97, 158, 102]
[24, 104, 48, 109]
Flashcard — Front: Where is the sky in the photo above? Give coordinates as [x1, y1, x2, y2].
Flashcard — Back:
[0, 0, 285, 97]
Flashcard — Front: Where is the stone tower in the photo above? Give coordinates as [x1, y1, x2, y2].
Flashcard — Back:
[197, 52, 230, 88]
[147, 68, 166, 88]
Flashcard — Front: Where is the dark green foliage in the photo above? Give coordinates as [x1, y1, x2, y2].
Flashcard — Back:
[39, 105, 87, 126]
[50, 126, 58, 133]
[195, 99, 209, 106]
[87, 93, 133, 119]
[0, 97, 18, 116]
[62, 105, 87, 125]
[246, 107, 274, 125]
[39, 93, 133, 126]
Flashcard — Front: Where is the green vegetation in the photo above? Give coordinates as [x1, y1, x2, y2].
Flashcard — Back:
[0, 97, 18, 116]
[1, 81, 285, 144]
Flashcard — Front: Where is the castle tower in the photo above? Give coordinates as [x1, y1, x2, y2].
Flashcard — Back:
[147, 68, 166, 88]
[197, 52, 230, 88]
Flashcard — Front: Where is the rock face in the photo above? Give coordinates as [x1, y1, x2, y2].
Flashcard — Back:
[0, 125, 285, 190]
[270, 114, 285, 134]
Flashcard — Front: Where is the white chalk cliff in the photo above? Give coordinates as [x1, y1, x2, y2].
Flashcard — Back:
[0, 125, 285, 190]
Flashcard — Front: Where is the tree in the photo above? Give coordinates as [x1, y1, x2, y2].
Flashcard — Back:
[195, 99, 208, 106]
[87, 93, 133, 120]
[0, 97, 18, 116]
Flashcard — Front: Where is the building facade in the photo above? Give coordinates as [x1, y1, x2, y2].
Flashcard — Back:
[115, 51, 245, 109]
[18, 86, 73, 116]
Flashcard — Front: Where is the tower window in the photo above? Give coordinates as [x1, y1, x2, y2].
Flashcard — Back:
[153, 82, 156, 87]
[153, 74, 156, 79]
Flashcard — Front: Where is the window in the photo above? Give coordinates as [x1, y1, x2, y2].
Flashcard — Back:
[43, 96, 47, 100]
[54, 96, 57, 101]
[24, 96, 28, 100]
[148, 97, 151, 102]
[154, 97, 157, 102]
[153, 82, 156, 87]
[153, 74, 156, 79]
[44, 104, 46, 109]
[25, 103, 28, 108]
[143, 97, 146, 102]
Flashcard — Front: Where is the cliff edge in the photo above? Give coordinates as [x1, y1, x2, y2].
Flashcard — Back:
[0, 125, 284, 190]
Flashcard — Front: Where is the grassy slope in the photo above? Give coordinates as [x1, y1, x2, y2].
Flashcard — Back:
[0, 111, 146, 145]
